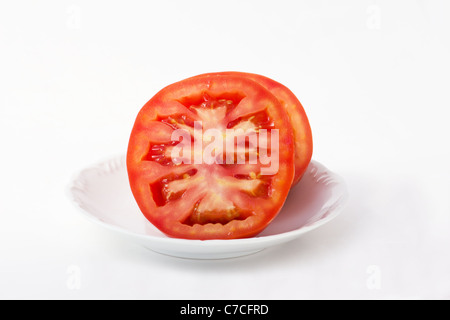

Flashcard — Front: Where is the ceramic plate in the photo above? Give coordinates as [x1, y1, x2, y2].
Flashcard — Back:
[68, 156, 348, 259]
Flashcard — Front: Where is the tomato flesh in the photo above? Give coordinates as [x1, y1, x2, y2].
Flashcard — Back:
[127, 75, 295, 240]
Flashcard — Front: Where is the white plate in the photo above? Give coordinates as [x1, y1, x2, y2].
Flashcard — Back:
[68, 156, 348, 259]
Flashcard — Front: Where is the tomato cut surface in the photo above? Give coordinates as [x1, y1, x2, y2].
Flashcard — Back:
[127, 75, 295, 240]
[192, 72, 313, 185]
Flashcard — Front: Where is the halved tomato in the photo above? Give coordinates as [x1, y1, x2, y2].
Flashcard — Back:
[192, 72, 313, 185]
[127, 75, 295, 239]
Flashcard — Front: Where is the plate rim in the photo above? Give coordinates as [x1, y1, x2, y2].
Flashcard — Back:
[67, 156, 349, 248]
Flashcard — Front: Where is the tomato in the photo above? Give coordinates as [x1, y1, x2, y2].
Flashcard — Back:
[127, 75, 295, 239]
[192, 72, 313, 185]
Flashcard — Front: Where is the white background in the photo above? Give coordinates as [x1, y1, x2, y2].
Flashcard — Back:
[1, 0, 449, 299]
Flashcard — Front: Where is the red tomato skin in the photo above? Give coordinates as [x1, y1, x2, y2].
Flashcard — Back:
[192, 72, 313, 185]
